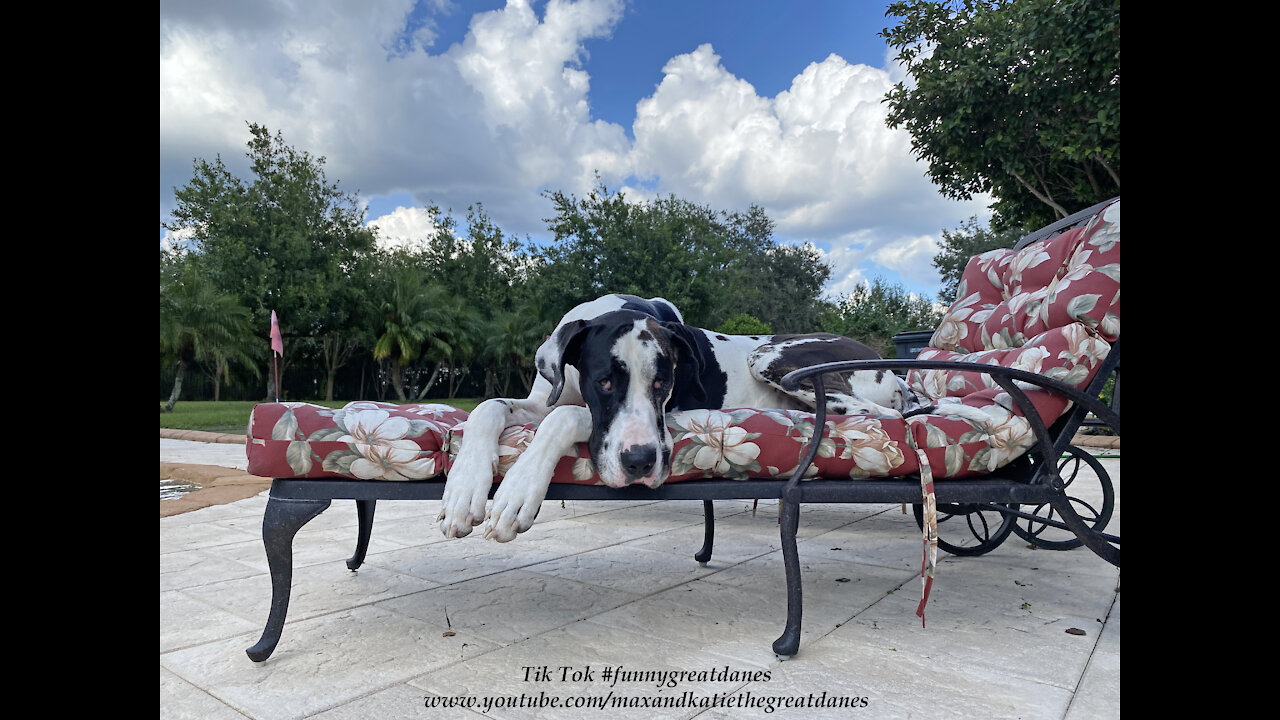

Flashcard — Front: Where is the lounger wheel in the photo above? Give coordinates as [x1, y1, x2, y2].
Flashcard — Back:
[1012, 445, 1114, 550]
[912, 501, 1018, 556]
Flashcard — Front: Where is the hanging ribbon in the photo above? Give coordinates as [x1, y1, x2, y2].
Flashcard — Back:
[914, 448, 938, 627]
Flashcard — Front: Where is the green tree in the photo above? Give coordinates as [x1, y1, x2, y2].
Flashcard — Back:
[164, 123, 376, 399]
[716, 313, 772, 335]
[882, 0, 1120, 230]
[371, 271, 456, 401]
[436, 296, 487, 399]
[820, 277, 945, 357]
[535, 181, 829, 331]
[933, 217, 1026, 304]
[160, 255, 258, 411]
[483, 302, 547, 397]
[736, 241, 830, 332]
[423, 204, 532, 313]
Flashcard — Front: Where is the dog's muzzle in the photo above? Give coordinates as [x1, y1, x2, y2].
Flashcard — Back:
[620, 444, 658, 484]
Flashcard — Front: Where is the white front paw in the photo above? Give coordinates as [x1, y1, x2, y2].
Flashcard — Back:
[483, 471, 546, 543]
[439, 458, 493, 538]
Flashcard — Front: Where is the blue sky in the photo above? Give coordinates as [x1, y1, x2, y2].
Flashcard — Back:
[160, 0, 992, 302]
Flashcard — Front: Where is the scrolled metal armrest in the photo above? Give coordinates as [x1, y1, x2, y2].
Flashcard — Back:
[780, 358, 1119, 435]
[780, 357, 1119, 490]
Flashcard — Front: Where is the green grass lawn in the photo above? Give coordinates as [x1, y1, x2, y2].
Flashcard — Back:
[159, 398, 482, 434]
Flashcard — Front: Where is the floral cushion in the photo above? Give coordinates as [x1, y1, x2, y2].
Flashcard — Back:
[928, 200, 1120, 355]
[443, 402, 1048, 484]
[246, 401, 468, 481]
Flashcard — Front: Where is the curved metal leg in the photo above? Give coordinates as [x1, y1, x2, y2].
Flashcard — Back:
[694, 500, 714, 565]
[771, 498, 803, 659]
[1013, 446, 1114, 550]
[1048, 493, 1120, 567]
[246, 496, 331, 662]
[346, 499, 376, 570]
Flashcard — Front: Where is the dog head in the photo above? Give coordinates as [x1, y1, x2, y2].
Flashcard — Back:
[540, 310, 705, 488]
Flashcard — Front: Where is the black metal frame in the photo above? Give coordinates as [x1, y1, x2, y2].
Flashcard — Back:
[245, 340, 1120, 662]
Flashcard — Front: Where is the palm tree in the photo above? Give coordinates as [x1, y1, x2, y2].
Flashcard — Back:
[484, 302, 547, 397]
[415, 295, 483, 401]
[434, 297, 486, 400]
[372, 271, 457, 401]
[160, 266, 256, 412]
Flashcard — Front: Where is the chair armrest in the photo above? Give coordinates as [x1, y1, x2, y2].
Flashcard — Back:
[780, 358, 1120, 433]
[779, 357, 1119, 492]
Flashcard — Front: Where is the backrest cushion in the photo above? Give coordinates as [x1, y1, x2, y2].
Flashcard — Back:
[899, 199, 1119, 475]
[931, 200, 1120, 354]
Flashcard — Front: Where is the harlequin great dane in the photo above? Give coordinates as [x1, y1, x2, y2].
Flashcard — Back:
[439, 294, 925, 541]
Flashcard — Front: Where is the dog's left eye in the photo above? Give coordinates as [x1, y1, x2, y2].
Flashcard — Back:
[598, 379, 613, 392]
[653, 379, 665, 391]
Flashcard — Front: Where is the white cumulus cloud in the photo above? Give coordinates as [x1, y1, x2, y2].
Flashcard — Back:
[366, 205, 440, 251]
[159, 0, 989, 298]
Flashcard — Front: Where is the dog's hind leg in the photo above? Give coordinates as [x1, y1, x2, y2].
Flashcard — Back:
[748, 334, 915, 417]
[440, 396, 552, 538]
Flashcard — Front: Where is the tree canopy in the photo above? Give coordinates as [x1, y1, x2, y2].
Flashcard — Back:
[820, 277, 945, 358]
[161, 125, 974, 405]
[535, 182, 831, 331]
[882, 0, 1120, 230]
[159, 252, 257, 410]
[164, 123, 377, 398]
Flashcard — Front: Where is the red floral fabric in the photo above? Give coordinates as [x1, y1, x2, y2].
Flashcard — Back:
[443, 408, 921, 485]
[246, 401, 468, 481]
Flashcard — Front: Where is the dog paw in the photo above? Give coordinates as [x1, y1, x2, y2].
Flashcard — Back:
[439, 463, 492, 539]
[483, 472, 546, 543]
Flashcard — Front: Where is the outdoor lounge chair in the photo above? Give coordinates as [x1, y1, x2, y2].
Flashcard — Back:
[242, 198, 1120, 662]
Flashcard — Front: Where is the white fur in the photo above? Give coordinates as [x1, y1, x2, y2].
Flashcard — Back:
[438, 394, 552, 538]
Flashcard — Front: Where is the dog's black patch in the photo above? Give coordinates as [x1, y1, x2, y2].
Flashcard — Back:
[617, 295, 682, 324]
[665, 325, 726, 410]
[753, 334, 881, 397]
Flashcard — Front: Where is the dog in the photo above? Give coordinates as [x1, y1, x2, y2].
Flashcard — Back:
[439, 294, 924, 541]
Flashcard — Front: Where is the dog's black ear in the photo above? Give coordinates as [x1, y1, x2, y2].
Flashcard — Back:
[545, 320, 591, 406]
[661, 322, 706, 402]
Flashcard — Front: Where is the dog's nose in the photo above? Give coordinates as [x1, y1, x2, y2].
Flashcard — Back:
[620, 445, 657, 482]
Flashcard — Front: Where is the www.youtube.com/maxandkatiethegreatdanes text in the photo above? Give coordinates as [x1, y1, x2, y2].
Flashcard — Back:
[420, 665, 872, 714]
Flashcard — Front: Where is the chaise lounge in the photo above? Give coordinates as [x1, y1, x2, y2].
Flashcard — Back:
[242, 198, 1120, 662]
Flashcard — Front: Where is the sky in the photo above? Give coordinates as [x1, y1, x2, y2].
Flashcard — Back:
[159, 0, 993, 302]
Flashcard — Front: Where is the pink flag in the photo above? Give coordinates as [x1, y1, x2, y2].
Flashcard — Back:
[270, 311, 284, 357]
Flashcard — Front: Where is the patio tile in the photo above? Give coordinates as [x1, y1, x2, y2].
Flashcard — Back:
[522, 542, 718, 595]
[588, 558, 912, 667]
[161, 667, 253, 720]
[161, 605, 499, 720]
[360, 536, 564, 585]
[377, 569, 640, 646]
[182, 562, 443, 627]
[161, 591, 262, 653]
[700, 631, 1075, 720]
